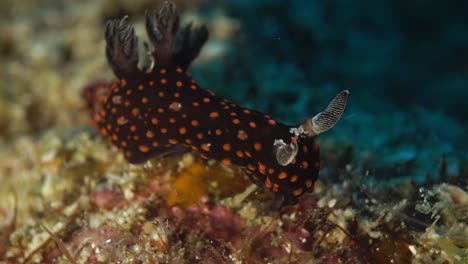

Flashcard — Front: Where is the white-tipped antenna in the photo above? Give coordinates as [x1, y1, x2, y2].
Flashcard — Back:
[273, 90, 348, 166]
[300, 90, 349, 137]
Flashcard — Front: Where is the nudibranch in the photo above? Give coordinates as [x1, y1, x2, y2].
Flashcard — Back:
[84, 2, 348, 204]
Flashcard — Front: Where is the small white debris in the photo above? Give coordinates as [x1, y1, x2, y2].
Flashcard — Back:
[124, 188, 134, 200]
[408, 245, 417, 255]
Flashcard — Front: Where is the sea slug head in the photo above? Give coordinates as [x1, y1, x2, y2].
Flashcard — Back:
[273, 90, 349, 166]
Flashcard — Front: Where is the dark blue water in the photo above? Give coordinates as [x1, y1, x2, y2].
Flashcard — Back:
[191, 0, 468, 185]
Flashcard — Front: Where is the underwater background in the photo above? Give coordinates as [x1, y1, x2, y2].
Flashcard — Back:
[0, 0, 466, 263]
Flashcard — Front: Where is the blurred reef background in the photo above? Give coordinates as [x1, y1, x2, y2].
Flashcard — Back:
[0, 0, 466, 263]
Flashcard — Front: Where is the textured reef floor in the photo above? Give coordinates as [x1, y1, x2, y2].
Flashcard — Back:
[0, 0, 467, 263]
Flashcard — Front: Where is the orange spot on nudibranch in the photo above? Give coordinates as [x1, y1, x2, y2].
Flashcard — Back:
[151, 118, 158, 125]
[254, 142, 262, 151]
[305, 180, 313, 188]
[201, 143, 210, 151]
[179, 127, 187, 135]
[221, 159, 231, 165]
[117, 117, 128, 125]
[258, 162, 266, 175]
[237, 130, 248, 140]
[222, 143, 231, 151]
[139, 145, 150, 153]
[169, 102, 181, 111]
[293, 188, 303, 196]
[160, 128, 168, 134]
[278, 172, 288, 179]
[265, 177, 272, 188]
[191, 120, 199, 127]
[273, 184, 279, 192]
[249, 122, 257, 128]
[290, 175, 298, 182]
[232, 118, 240, 125]
[160, 78, 167, 84]
[176, 81, 183, 87]
[209, 112, 219, 118]
[100, 128, 108, 136]
[146, 131, 154, 138]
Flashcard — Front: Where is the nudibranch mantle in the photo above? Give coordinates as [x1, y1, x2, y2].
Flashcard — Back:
[84, 2, 348, 204]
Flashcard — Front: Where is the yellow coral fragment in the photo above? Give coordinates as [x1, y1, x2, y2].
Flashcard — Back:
[166, 160, 250, 207]
[167, 163, 206, 207]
